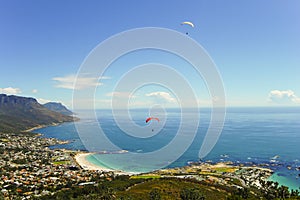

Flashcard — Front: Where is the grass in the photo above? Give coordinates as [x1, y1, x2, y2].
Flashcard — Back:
[52, 160, 70, 165]
[231, 178, 243, 186]
[212, 167, 238, 173]
[116, 178, 230, 200]
[130, 175, 161, 179]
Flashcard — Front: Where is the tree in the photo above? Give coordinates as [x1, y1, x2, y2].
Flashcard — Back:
[0, 192, 4, 200]
[273, 181, 279, 190]
[180, 187, 205, 200]
[226, 195, 243, 200]
[149, 188, 161, 200]
[100, 187, 116, 200]
[278, 185, 290, 199]
[238, 187, 248, 199]
[290, 189, 299, 197]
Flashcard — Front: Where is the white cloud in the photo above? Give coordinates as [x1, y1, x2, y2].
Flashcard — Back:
[37, 98, 52, 104]
[53, 74, 110, 90]
[0, 87, 22, 95]
[145, 91, 176, 103]
[268, 90, 300, 104]
[32, 89, 38, 93]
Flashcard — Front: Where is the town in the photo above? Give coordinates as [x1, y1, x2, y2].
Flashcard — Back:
[0, 133, 113, 199]
[0, 132, 298, 200]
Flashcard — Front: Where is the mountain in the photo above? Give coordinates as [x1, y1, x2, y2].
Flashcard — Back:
[0, 94, 77, 133]
[43, 102, 73, 116]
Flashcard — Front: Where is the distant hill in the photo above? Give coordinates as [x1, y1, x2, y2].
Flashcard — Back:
[43, 102, 73, 116]
[0, 94, 77, 133]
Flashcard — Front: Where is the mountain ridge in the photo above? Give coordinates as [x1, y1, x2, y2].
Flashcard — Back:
[0, 94, 78, 133]
[43, 102, 73, 116]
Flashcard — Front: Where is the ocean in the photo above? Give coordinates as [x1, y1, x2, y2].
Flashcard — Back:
[35, 107, 300, 190]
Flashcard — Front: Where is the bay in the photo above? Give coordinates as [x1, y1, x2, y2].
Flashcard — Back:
[35, 107, 300, 190]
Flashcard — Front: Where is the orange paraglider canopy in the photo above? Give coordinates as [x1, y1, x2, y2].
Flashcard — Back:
[145, 117, 160, 123]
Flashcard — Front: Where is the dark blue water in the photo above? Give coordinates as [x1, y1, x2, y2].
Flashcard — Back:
[35, 107, 300, 190]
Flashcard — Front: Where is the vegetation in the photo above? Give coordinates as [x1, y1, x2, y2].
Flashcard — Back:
[1, 164, 300, 200]
[130, 175, 161, 179]
[52, 160, 71, 165]
[30, 175, 300, 200]
[149, 188, 162, 200]
[1, 95, 299, 200]
[0, 94, 77, 133]
[180, 187, 205, 200]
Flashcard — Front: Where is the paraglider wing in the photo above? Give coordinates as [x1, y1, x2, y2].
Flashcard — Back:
[146, 117, 160, 123]
[181, 21, 194, 28]
[152, 117, 160, 122]
[146, 117, 152, 123]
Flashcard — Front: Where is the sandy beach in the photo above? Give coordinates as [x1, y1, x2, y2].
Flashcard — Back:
[24, 123, 60, 132]
[24, 124, 48, 132]
[74, 152, 113, 171]
[74, 152, 137, 175]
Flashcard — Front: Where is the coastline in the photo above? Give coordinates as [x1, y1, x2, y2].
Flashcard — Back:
[74, 152, 110, 171]
[24, 123, 60, 133]
[33, 120, 299, 191]
[23, 123, 70, 146]
[24, 124, 48, 132]
[74, 152, 134, 175]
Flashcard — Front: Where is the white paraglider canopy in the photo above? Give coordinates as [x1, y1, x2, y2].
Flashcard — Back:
[181, 21, 195, 28]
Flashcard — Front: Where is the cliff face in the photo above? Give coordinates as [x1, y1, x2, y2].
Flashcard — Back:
[0, 94, 77, 133]
[0, 94, 37, 107]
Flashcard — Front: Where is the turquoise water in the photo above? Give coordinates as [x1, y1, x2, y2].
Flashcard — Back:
[269, 172, 300, 191]
[35, 107, 300, 190]
[86, 154, 162, 173]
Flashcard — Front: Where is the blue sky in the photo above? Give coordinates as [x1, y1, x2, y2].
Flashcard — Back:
[0, 0, 300, 108]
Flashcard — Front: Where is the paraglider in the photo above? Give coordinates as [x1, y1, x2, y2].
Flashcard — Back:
[146, 117, 160, 132]
[181, 21, 194, 35]
[181, 21, 194, 28]
[145, 117, 160, 123]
